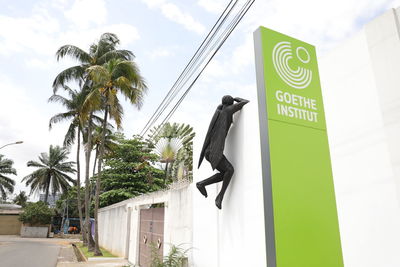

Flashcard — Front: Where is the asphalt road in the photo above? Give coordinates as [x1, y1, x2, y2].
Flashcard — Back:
[0, 236, 73, 267]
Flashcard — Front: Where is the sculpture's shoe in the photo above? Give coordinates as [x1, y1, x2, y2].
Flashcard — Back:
[215, 196, 222, 210]
[196, 182, 208, 198]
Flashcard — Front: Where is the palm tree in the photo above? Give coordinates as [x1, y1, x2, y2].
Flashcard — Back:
[13, 191, 28, 207]
[87, 57, 147, 255]
[22, 145, 76, 204]
[48, 86, 101, 243]
[0, 155, 16, 201]
[53, 33, 133, 249]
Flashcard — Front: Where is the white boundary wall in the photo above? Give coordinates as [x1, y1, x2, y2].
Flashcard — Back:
[98, 183, 193, 264]
[319, 8, 400, 267]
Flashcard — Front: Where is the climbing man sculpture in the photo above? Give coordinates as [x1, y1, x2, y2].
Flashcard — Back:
[197, 95, 249, 209]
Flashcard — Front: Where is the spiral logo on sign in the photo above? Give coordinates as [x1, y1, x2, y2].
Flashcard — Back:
[272, 41, 312, 89]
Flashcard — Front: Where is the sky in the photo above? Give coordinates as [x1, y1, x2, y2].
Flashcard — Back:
[1, 0, 400, 200]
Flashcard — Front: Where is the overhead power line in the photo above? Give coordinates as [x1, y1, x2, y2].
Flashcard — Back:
[139, 0, 238, 137]
[140, 0, 255, 139]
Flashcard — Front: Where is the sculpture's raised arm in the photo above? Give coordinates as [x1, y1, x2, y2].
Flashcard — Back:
[231, 97, 249, 113]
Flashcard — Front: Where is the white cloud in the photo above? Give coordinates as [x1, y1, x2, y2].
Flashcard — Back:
[0, 9, 60, 56]
[197, 0, 226, 14]
[64, 0, 108, 29]
[242, 0, 397, 52]
[196, 0, 400, 82]
[0, 76, 68, 198]
[140, 0, 206, 34]
[148, 47, 173, 60]
[25, 58, 56, 69]
[0, 6, 140, 68]
[56, 23, 141, 51]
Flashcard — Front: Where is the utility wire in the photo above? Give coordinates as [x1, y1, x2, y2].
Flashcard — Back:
[142, 0, 255, 139]
[139, 0, 237, 136]
[143, 0, 239, 133]
[148, 0, 255, 140]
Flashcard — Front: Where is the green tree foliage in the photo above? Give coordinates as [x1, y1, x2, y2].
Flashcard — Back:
[99, 136, 165, 208]
[149, 123, 195, 181]
[0, 154, 16, 200]
[19, 201, 55, 225]
[23, 145, 76, 204]
[13, 191, 28, 208]
[56, 186, 85, 218]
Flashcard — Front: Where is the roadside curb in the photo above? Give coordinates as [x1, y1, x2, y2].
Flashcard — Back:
[72, 243, 87, 262]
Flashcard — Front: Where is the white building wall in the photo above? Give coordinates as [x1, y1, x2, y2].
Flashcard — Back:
[192, 89, 267, 267]
[98, 183, 193, 265]
[319, 8, 400, 267]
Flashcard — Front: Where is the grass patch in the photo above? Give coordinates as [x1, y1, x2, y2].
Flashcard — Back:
[77, 243, 116, 258]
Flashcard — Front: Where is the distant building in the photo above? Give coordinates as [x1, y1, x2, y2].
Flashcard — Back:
[39, 194, 61, 208]
[0, 204, 23, 235]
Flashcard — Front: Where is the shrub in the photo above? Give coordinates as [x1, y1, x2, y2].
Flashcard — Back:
[150, 244, 190, 267]
[19, 201, 54, 225]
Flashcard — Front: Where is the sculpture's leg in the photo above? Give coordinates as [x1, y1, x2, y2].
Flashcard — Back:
[215, 156, 234, 209]
[196, 173, 223, 198]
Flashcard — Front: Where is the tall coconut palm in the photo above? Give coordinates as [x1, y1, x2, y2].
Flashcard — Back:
[86, 57, 147, 255]
[48, 86, 101, 243]
[53, 33, 133, 249]
[0, 155, 16, 201]
[23, 145, 76, 204]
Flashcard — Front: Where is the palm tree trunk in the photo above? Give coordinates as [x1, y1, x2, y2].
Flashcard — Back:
[164, 162, 169, 185]
[92, 148, 98, 177]
[44, 178, 50, 204]
[60, 201, 66, 236]
[94, 106, 108, 256]
[76, 127, 86, 243]
[84, 113, 94, 250]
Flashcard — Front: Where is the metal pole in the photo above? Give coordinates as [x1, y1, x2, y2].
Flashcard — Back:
[0, 141, 23, 150]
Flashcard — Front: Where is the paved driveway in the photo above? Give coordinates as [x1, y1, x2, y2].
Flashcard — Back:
[0, 235, 78, 267]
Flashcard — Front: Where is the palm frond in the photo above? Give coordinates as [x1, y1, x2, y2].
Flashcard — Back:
[97, 49, 134, 64]
[53, 65, 86, 92]
[56, 45, 91, 63]
[49, 112, 75, 130]
[63, 122, 78, 148]
[87, 65, 110, 85]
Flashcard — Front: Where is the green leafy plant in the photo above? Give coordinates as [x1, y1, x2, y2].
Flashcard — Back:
[148, 123, 195, 182]
[19, 201, 55, 225]
[99, 136, 165, 208]
[150, 244, 190, 267]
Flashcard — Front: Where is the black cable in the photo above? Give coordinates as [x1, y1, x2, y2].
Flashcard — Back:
[144, 0, 239, 133]
[150, 0, 253, 139]
[149, 0, 255, 140]
[139, 0, 237, 136]
[140, 0, 237, 137]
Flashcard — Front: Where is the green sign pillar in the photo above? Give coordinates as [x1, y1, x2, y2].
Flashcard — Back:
[254, 27, 344, 267]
